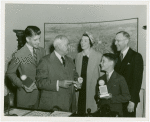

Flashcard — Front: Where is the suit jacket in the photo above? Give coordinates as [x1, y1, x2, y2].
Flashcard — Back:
[115, 48, 144, 104]
[36, 52, 77, 112]
[6, 44, 45, 108]
[75, 48, 102, 112]
[96, 71, 131, 116]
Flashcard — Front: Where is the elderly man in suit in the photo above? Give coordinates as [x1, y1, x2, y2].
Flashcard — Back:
[114, 31, 144, 117]
[6, 26, 45, 109]
[36, 35, 79, 112]
[96, 53, 131, 116]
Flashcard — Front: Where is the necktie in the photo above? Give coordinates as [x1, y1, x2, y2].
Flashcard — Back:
[120, 53, 123, 61]
[33, 48, 37, 65]
[106, 73, 109, 82]
[61, 56, 65, 67]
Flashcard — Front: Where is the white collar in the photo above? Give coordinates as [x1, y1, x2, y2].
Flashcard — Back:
[121, 47, 129, 59]
[26, 43, 34, 56]
[107, 70, 114, 80]
[54, 50, 64, 63]
[26, 43, 33, 50]
[82, 52, 89, 57]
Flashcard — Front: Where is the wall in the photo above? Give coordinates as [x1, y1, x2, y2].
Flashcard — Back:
[5, 4, 147, 116]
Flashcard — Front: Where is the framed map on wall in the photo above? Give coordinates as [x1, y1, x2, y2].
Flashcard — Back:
[44, 18, 138, 59]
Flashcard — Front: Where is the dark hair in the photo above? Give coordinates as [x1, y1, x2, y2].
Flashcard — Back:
[103, 53, 118, 65]
[116, 31, 130, 39]
[24, 26, 41, 37]
[82, 33, 93, 47]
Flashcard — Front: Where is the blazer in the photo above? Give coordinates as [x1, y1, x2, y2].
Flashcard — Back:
[115, 48, 144, 104]
[75, 48, 102, 113]
[6, 44, 45, 108]
[36, 52, 77, 112]
[96, 71, 131, 116]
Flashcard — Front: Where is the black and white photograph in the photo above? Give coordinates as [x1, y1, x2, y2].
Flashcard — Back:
[1, 0, 149, 121]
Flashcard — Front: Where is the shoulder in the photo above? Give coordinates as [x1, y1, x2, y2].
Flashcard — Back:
[13, 46, 26, 58]
[76, 52, 82, 57]
[130, 48, 143, 61]
[115, 71, 126, 82]
[75, 52, 82, 60]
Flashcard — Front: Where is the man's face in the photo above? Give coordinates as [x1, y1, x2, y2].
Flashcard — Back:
[100, 56, 112, 71]
[59, 40, 69, 55]
[115, 33, 129, 51]
[80, 36, 91, 50]
[26, 34, 41, 48]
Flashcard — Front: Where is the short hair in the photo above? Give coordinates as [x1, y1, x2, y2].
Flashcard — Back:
[103, 53, 118, 65]
[53, 35, 68, 48]
[82, 33, 93, 47]
[24, 26, 41, 37]
[116, 31, 130, 40]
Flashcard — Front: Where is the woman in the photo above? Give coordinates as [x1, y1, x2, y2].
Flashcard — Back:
[75, 32, 102, 115]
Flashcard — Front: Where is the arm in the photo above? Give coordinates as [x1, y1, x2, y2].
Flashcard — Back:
[36, 58, 57, 91]
[6, 55, 23, 88]
[130, 53, 144, 103]
[111, 77, 131, 104]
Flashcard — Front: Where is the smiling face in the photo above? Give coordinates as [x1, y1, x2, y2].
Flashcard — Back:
[115, 33, 129, 52]
[26, 34, 41, 48]
[100, 56, 113, 72]
[80, 36, 91, 50]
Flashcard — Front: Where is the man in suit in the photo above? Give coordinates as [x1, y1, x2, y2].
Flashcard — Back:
[114, 31, 144, 117]
[36, 35, 80, 112]
[6, 26, 45, 109]
[96, 53, 131, 116]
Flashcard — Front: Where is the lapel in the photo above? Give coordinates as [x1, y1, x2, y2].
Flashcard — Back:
[48, 52, 66, 79]
[117, 48, 134, 73]
[87, 48, 98, 83]
[107, 71, 117, 91]
[22, 44, 36, 66]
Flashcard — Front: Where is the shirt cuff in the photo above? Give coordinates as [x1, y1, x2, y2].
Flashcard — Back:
[57, 80, 59, 91]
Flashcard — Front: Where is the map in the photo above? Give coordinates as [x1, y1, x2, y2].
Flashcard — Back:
[45, 19, 137, 59]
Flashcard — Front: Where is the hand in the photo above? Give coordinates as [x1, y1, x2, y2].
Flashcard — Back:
[127, 101, 135, 112]
[23, 82, 37, 92]
[100, 93, 112, 99]
[59, 80, 73, 89]
[73, 81, 82, 89]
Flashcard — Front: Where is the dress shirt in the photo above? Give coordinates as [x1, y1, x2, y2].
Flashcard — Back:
[54, 50, 65, 91]
[54, 50, 65, 64]
[106, 70, 114, 82]
[26, 43, 34, 56]
[121, 47, 129, 59]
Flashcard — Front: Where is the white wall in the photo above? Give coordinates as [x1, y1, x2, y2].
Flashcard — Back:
[5, 4, 147, 116]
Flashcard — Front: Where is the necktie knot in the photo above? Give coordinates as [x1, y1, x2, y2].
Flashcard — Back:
[61, 56, 65, 67]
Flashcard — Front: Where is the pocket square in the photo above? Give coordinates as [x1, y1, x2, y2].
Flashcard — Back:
[127, 62, 130, 65]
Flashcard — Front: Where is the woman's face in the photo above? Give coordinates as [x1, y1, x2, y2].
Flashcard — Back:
[80, 36, 91, 50]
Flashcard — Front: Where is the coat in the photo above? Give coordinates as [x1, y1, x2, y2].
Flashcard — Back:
[6, 44, 45, 108]
[96, 71, 131, 116]
[75, 48, 102, 113]
[115, 48, 144, 104]
[36, 52, 77, 112]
